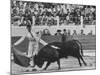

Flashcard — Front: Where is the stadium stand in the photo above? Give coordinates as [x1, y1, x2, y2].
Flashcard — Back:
[11, 0, 96, 26]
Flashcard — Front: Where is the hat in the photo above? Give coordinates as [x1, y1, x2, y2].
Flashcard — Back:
[57, 30, 61, 32]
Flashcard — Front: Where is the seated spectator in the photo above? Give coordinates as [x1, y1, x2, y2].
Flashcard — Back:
[88, 30, 93, 36]
[42, 29, 51, 36]
[80, 29, 85, 35]
[63, 29, 68, 36]
[72, 30, 77, 36]
[55, 30, 62, 36]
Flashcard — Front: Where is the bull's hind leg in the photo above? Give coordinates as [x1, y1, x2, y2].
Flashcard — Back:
[57, 60, 61, 70]
[80, 55, 87, 66]
[43, 62, 51, 70]
[77, 57, 82, 66]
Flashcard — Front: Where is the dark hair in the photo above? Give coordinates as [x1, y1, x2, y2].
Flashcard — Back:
[63, 29, 66, 31]
[57, 30, 61, 32]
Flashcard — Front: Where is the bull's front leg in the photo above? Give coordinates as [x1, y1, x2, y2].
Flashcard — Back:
[43, 62, 51, 70]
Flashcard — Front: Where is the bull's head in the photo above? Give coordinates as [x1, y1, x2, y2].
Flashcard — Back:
[34, 55, 44, 68]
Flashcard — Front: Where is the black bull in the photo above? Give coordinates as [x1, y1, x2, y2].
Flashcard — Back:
[34, 40, 87, 70]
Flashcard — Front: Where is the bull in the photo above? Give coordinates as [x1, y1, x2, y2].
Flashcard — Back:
[34, 40, 87, 70]
[34, 45, 61, 70]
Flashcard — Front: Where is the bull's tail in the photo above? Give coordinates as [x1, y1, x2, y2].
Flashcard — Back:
[74, 40, 84, 56]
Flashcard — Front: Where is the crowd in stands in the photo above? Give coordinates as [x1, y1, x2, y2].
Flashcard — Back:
[11, 0, 96, 26]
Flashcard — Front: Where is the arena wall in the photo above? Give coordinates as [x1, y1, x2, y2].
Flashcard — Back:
[11, 25, 96, 36]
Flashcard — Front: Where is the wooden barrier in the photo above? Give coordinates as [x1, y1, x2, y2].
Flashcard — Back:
[11, 35, 96, 52]
[11, 25, 96, 36]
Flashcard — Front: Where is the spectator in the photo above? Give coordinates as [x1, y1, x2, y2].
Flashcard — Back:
[55, 30, 62, 36]
[67, 29, 74, 40]
[72, 30, 77, 35]
[42, 29, 51, 36]
[80, 29, 85, 35]
[61, 33, 66, 43]
[63, 29, 68, 36]
[62, 29, 70, 41]
[88, 30, 93, 36]
[68, 29, 71, 36]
